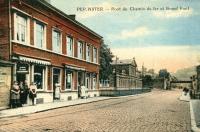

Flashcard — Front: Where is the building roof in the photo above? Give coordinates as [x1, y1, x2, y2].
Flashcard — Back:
[111, 58, 137, 67]
[36, 0, 103, 39]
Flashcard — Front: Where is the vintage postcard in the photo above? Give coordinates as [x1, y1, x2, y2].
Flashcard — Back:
[0, 0, 199, 131]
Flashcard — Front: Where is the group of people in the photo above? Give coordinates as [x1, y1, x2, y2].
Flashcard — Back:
[10, 81, 37, 108]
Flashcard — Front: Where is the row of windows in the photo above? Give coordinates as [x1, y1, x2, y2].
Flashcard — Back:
[14, 13, 98, 63]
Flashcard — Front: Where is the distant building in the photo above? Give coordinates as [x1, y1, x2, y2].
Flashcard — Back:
[110, 57, 142, 88]
[196, 65, 200, 91]
[100, 57, 145, 96]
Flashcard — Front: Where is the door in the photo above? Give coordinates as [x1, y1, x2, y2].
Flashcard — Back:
[78, 72, 81, 98]
[16, 73, 26, 84]
[78, 72, 85, 98]
[53, 68, 61, 100]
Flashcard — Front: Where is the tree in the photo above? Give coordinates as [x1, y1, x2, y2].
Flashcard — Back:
[148, 69, 155, 75]
[99, 41, 114, 80]
[142, 75, 153, 88]
[159, 69, 170, 78]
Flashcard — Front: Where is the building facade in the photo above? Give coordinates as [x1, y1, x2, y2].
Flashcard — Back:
[0, 0, 102, 105]
[100, 58, 144, 96]
[110, 58, 142, 89]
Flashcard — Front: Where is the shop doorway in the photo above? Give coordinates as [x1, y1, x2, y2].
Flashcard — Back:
[16, 73, 26, 84]
[16, 63, 29, 84]
[78, 72, 85, 98]
[53, 68, 61, 100]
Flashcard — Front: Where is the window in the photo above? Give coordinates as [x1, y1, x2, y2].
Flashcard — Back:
[35, 22, 45, 49]
[86, 44, 91, 62]
[93, 47, 97, 63]
[78, 41, 84, 59]
[65, 70, 73, 90]
[16, 14, 27, 43]
[66, 36, 73, 57]
[52, 30, 61, 53]
[34, 65, 45, 90]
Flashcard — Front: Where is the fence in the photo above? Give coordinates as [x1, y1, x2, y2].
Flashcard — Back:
[100, 80, 110, 88]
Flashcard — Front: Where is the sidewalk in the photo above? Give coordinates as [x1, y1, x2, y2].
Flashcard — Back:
[0, 97, 111, 118]
[179, 92, 190, 102]
[0, 92, 152, 118]
[178, 92, 200, 131]
[190, 100, 200, 132]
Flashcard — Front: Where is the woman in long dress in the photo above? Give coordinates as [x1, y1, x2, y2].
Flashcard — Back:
[54, 83, 61, 100]
[10, 81, 20, 108]
[29, 82, 37, 105]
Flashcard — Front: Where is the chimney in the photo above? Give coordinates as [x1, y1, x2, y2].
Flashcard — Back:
[68, 15, 76, 20]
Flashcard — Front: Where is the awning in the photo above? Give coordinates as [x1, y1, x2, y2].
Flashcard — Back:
[19, 56, 51, 65]
[65, 65, 85, 71]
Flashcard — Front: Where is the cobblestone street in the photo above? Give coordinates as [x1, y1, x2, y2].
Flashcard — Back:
[0, 89, 191, 132]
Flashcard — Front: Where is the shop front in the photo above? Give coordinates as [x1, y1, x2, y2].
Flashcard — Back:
[13, 56, 51, 104]
[64, 65, 86, 99]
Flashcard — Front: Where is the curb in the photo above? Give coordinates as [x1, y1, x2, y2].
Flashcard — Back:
[0, 92, 152, 119]
[190, 101, 200, 132]
[178, 98, 190, 102]
[0, 97, 114, 119]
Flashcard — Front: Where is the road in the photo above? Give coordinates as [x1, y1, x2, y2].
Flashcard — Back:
[0, 89, 191, 132]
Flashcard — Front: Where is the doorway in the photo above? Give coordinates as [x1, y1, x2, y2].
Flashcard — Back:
[16, 73, 26, 84]
[78, 72, 85, 98]
[53, 68, 61, 100]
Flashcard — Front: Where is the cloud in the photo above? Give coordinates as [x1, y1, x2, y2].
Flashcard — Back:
[121, 27, 151, 39]
[108, 26, 155, 40]
[153, 8, 193, 18]
[77, 2, 115, 19]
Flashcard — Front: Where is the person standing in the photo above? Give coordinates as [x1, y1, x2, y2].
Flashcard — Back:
[19, 80, 29, 105]
[23, 80, 29, 104]
[29, 82, 37, 105]
[10, 81, 20, 108]
[80, 83, 86, 99]
[54, 82, 61, 100]
[19, 81, 25, 106]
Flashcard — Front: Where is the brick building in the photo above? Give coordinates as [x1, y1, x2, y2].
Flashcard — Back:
[0, 0, 102, 105]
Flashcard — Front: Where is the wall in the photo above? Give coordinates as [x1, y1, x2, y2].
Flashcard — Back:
[100, 88, 151, 96]
[88, 90, 99, 97]
[0, 66, 12, 108]
[0, 0, 10, 60]
[60, 92, 78, 101]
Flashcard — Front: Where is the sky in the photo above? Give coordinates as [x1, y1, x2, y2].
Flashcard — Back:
[51, 0, 200, 73]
